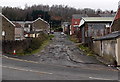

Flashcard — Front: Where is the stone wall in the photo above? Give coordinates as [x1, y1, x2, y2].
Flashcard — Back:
[2, 16, 15, 41]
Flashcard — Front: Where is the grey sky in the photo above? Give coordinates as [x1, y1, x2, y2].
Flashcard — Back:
[0, 0, 119, 11]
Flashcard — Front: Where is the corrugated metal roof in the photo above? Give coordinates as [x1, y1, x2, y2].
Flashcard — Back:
[94, 31, 120, 40]
[82, 17, 114, 22]
[79, 17, 114, 27]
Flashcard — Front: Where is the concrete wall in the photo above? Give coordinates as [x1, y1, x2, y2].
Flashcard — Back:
[101, 40, 117, 64]
[93, 39, 117, 65]
[93, 41, 101, 56]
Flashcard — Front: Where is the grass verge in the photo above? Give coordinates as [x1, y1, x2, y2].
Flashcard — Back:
[78, 44, 94, 56]
[15, 34, 54, 56]
[69, 35, 94, 56]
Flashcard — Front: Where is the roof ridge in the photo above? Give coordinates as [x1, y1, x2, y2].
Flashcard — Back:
[0, 13, 15, 27]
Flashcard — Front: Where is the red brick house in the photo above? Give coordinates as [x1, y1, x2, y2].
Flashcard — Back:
[111, 1, 120, 32]
[71, 14, 87, 35]
[71, 14, 101, 35]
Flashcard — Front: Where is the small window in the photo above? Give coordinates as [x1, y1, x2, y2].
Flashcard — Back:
[75, 21, 78, 24]
[28, 25, 31, 28]
[106, 24, 110, 28]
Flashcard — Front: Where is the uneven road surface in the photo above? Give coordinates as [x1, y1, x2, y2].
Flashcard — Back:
[2, 32, 118, 80]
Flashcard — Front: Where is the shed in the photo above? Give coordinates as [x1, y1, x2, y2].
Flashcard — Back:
[79, 17, 114, 43]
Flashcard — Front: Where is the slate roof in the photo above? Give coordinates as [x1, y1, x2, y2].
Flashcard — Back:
[87, 13, 100, 17]
[99, 13, 115, 17]
[94, 31, 120, 41]
[72, 14, 88, 19]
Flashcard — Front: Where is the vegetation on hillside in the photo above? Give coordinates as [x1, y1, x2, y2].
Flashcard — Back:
[2, 4, 116, 28]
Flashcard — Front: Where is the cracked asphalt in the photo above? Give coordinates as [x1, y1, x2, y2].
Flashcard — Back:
[18, 32, 116, 69]
[38, 32, 96, 66]
[2, 32, 118, 80]
[4, 32, 117, 69]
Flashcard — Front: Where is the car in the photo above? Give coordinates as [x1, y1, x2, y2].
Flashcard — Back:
[61, 32, 64, 35]
[51, 30, 54, 34]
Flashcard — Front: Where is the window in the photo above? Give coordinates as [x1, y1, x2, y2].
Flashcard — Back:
[106, 24, 110, 28]
[74, 21, 78, 24]
[2, 31, 5, 36]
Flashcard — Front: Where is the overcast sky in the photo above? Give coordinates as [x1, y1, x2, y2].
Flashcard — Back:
[0, 0, 120, 11]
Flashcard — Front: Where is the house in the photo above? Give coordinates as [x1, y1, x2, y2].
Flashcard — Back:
[61, 22, 70, 35]
[79, 17, 114, 44]
[1, 13, 15, 41]
[14, 18, 50, 38]
[24, 21, 33, 32]
[32, 17, 50, 34]
[13, 21, 33, 33]
[111, 1, 120, 32]
[71, 14, 87, 35]
[71, 14, 101, 35]
[25, 31, 41, 38]
[13, 22, 25, 40]
[93, 31, 120, 65]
